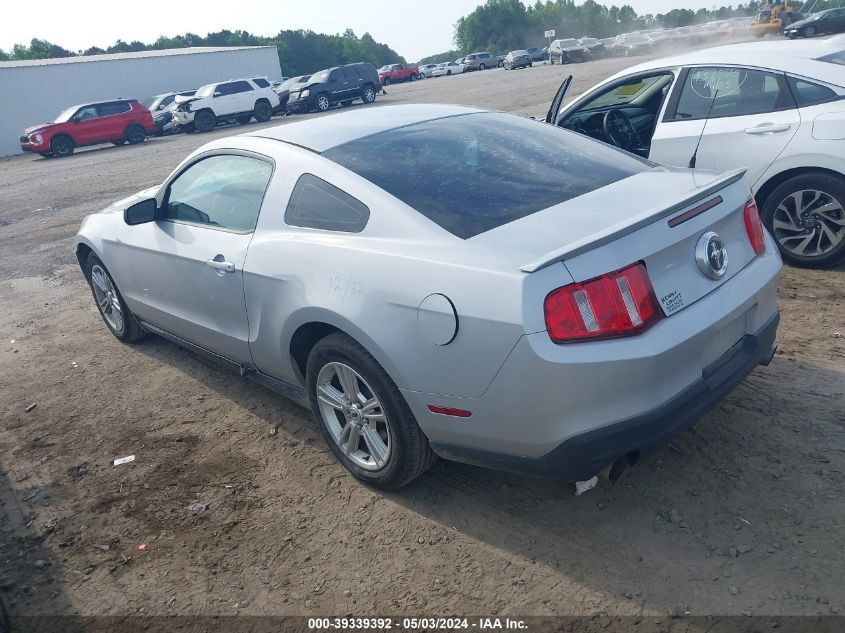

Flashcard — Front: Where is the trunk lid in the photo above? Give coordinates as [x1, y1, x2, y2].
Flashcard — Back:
[473, 167, 757, 317]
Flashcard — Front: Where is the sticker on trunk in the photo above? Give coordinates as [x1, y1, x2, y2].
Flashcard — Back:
[660, 290, 685, 314]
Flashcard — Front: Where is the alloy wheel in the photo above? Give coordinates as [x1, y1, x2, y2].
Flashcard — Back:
[316, 362, 391, 471]
[316, 95, 330, 111]
[90, 264, 124, 333]
[772, 189, 845, 258]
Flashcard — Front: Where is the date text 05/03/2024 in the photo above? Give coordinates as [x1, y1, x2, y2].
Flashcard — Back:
[307, 617, 528, 630]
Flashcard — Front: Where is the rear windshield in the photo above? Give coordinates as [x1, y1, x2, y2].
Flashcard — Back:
[323, 112, 649, 239]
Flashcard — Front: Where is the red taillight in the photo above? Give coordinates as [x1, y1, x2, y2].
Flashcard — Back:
[743, 199, 765, 256]
[544, 262, 662, 343]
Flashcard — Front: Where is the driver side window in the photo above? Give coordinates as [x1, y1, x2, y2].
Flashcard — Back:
[75, 106, 98, 121]
[162, 154, 273, 232]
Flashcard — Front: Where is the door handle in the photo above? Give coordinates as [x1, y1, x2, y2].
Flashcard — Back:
[206, 258, 235, 273]
[744, 123, 791, 135]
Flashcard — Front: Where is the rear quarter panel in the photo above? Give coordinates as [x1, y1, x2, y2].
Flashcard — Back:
[240, 143, 527, 398]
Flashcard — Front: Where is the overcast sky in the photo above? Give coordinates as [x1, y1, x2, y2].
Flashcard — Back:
[3, 0, 727, 62]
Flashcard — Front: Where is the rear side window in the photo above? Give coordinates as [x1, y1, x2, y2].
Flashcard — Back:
[285, 174, 370, 232]
[230, 80, 253, 94]
[97, 101, 131, 116]
[672, 67, 793, 120]
[252, 78, 270, 88]
[788, 76, 839, 106]
[323, 112, 648, 239]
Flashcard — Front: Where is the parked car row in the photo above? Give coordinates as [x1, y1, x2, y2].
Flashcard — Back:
[19, 63, 385, 158]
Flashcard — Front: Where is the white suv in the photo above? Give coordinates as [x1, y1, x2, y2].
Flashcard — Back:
[172, 77, 280, 133]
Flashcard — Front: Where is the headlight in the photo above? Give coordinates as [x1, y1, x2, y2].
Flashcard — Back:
[301, 89, 310, 98]
[33, 133, 43, 143]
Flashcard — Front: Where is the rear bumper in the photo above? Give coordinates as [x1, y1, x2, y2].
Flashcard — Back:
[430, 312, 778, 481]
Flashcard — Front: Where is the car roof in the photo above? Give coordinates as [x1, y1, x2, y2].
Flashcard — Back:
[245, 104, 487, 153]
[618, 37, 845, 86]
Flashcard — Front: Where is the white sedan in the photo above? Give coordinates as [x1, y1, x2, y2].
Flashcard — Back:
[548, 36, 845, 268]
[432, 61, 466, 77]
[419, 64, 438, 79]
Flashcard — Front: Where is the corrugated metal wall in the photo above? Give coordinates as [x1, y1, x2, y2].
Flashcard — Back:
[0, 47, 282, 157]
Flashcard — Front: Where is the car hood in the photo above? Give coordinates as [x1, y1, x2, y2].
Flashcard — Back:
[788, 16, 820, 28]
[174, 95, 202, 104]
[22, 123, 55, 134]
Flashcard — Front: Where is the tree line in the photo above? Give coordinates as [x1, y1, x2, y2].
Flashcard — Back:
[419, 0, 844, 64]
[0, 28, 405, 77]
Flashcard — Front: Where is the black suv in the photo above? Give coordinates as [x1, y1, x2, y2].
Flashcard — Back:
[287, 63, 380, 113]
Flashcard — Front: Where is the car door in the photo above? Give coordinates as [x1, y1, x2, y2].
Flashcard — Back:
[343, 67, 362, 98]
[212, 82, 238, 115]
[231, 80, 255, 113]
[327, 69, 349, 102]
[828, 8, 845, 32]
[69, 105, 101, 145]
[96, 101, 130, 140]
[650, 66, 800, 186]
[124, 152, 274, 364]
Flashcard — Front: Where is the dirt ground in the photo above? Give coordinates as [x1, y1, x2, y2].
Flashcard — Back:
[1, 39, 844, 632]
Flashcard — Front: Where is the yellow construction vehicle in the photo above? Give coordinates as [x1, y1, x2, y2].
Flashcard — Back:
[752, 0, 801, 36]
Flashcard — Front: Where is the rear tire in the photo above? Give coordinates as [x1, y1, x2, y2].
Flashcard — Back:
[85, 254, 145, 343]
[383, 77, 392, 86]
[194, 110, 216, 133]
[125, 124, 145, 145]
[254, 100, 272, 122]
[409, 73, 417, 82]
[760, 172, 845, 268]
[361, 85, 377, 104]
[307, 333, 437, 490]
[50, 135, 74, 157]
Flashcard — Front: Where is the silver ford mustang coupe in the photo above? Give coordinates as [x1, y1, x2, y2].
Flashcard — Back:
[75, 104, 781, 490]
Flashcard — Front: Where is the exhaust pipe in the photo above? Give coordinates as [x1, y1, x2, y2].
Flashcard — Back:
[600, 452, 639, 483]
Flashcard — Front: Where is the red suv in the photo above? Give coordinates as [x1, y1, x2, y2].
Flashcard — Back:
[19, 99, 155, 158]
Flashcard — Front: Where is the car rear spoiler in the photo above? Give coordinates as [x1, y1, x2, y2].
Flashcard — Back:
[519, 168, 748, 273]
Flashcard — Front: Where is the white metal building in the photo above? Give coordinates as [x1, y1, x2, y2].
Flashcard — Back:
[0, 46, 283, 156]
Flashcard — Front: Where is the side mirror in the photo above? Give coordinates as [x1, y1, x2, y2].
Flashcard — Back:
[124, 198, 157, 225]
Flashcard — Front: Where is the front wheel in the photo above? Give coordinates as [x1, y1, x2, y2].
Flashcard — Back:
[307, 333, 437, 490]
[761, 172, 845, 268]
[85, 254, 145, 342]
[50, 135, 75, 157]
[314, 94, 331, 112]
[479, 63, 486, 70]
[805, 26, 816, 37]
[194, 110, 216, 133]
